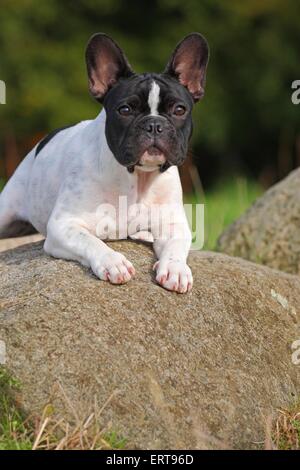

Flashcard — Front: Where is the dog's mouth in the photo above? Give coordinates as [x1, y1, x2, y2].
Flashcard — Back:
[138, 146, 166, 166]
[127, 145, 171, 173]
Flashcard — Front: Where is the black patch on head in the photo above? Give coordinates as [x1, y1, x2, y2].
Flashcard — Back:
[35, 125, 74, 157]
[103, 73, 194, 168]
[84, 33, 209, 170]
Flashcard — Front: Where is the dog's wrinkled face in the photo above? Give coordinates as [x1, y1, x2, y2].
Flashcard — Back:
[103, 74, 195, 172]
[86, 33, 209, 172]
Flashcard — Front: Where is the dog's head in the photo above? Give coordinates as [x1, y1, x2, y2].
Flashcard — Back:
[86, 33, 209, 172]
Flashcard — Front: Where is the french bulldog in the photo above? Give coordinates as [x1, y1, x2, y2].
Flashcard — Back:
[0, 33, 209, 293]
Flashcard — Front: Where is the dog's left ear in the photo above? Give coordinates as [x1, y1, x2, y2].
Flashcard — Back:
[164, 33, 209, 102]
[85, 33, 134, 102]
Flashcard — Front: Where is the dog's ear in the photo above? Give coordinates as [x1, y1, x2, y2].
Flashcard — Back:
[85, 33, 134, 101]
[164, 33, 209, 102]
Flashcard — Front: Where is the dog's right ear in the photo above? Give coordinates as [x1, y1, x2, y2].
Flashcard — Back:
[85, 33, 134, 102]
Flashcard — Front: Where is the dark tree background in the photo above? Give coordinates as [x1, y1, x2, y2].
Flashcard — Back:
[0, 0, 299, 190]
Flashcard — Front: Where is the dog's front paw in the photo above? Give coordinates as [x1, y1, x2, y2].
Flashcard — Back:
[92, 251, 135, 284]
[154, 259, 193, 293]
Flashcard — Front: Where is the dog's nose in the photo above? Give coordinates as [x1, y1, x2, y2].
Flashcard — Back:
[144, 119, 164, 135]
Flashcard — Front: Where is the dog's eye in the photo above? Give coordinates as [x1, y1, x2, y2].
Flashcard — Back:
[173, 105, 186, 116]
[118, 105, 131, 116]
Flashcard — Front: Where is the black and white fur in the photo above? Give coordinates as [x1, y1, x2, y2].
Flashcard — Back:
[0, 33, 209, 293]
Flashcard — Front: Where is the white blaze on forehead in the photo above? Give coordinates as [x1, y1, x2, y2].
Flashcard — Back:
[148, 81, 160, 116]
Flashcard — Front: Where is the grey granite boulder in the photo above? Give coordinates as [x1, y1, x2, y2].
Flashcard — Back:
[0, 240, 300, 449]
[218, 168, 300, 274]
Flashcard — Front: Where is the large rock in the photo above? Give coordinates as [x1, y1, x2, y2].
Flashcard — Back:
[0, 240, 300, 449]
[218, 168, 300, 274]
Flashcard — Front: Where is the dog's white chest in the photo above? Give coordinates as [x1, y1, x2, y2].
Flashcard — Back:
[92, 172, 158, 240]
[87, 166, 180, 242]
[94, 201, 150, 240]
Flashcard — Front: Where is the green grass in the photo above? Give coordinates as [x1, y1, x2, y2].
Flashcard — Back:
[273, 399, 300, 450]
[184, 176, 263, 251]
[103, 431, 127, 450]
[0, 368, 32, 450]
[0, 366, 127, 450]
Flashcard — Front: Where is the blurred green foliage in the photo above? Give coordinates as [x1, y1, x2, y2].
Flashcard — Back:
[184, 177, 262, 250]
[0, 0, 299, 184]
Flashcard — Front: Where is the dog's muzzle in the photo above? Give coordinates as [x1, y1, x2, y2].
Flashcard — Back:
[127, 116, 175, 173]
[127, 147, 170, 173]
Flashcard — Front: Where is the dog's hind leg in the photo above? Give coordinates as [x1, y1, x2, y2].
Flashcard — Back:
[0, 151, 36, 238]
